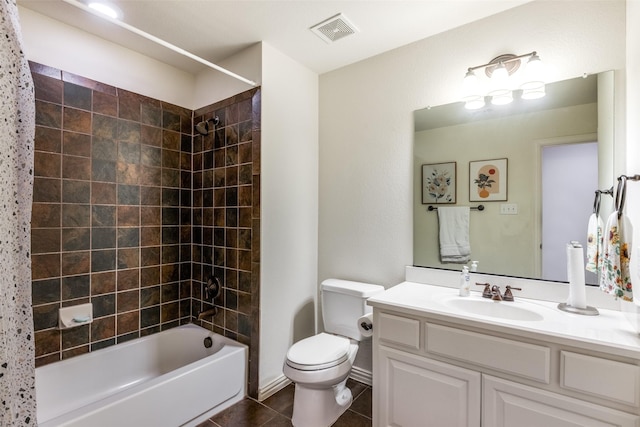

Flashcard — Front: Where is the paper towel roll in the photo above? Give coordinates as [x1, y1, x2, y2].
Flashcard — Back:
[566, 242, 587, 309]
[357, 313, 373, 338]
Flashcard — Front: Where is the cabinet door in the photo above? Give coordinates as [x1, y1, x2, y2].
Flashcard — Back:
[483, 375, 640, 427]
[377, 346, 480, 427]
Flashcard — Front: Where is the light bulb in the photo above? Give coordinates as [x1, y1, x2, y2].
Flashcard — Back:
[525, 54, 544, 76]
[520, 53, 545, 99]
[462, 70, 485, 109]
[491, 63, 509, 88]
[521, 81, 546, 99]
[488, 62, 512, 105]
[463, 95, 485, 110]
[490, 90, 513, 105]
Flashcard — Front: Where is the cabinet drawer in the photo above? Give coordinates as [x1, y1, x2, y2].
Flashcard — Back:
[426, 323, 550, 383]
[378, 312, 420, 349]
[561, 351, 640, 407]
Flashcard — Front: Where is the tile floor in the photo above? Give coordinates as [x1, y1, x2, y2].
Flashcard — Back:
[197, 379, 372, 427]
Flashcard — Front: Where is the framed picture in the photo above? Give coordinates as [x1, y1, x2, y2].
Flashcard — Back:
[469, 158, 507, 201]
[422, 162, 456, 204]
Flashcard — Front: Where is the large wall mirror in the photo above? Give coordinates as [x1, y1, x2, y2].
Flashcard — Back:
[413, 71, 615, 283]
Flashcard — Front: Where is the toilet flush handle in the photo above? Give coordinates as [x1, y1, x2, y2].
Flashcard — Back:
[360, 321, 372, 331]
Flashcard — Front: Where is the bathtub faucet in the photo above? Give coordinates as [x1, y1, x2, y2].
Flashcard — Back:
[197, 307, 218, 320]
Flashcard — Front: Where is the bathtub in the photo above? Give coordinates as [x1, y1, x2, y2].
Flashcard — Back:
[36, 323, 247, 427]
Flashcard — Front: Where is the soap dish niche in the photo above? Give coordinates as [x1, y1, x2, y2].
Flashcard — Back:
[58, 303, 93, 329]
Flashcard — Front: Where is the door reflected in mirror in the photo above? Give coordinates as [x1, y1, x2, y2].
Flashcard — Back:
[413, 71, 615, 283]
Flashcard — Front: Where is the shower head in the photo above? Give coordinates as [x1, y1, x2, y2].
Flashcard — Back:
[195, 116, 220, 135]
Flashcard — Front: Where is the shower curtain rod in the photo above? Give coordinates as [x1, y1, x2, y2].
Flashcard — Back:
[61, 0, 258, 87]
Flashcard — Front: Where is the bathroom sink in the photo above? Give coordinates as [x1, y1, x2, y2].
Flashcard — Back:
[443, 297, 544, 321]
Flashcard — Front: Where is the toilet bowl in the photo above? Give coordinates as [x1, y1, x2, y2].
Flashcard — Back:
[283, 279, 384, 427]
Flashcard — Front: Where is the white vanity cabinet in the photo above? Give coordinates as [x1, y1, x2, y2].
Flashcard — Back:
[372, 308, 640, 427]
[378, 345, 481, 427]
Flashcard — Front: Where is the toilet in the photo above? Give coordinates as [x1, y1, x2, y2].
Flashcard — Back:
[283, 278, 384, 427]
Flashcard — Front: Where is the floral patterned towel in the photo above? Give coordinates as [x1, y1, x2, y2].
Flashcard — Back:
[585, 213, 603, 273]
[599, 211, 633, 301]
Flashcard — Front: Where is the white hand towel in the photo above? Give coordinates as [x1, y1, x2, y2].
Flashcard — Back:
[437, 207, 471, 263]
[585, 213, 603, 273]
[599, 211, 633, 301]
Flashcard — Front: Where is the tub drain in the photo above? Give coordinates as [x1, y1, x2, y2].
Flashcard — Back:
[203, 336, 213, 348]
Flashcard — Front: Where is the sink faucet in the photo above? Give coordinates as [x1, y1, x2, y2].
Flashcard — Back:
[476, 283, 521, 301]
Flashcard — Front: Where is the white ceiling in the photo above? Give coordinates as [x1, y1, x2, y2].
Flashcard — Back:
[17, 0, 531, 77]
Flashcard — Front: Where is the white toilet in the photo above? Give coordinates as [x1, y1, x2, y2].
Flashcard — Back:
[283, 279, 384, 427]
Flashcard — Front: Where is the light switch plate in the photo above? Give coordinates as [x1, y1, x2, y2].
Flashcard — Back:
[500, 203, 518, 215]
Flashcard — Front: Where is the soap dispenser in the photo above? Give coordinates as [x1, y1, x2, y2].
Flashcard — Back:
[459, 266, 471, 297]
[470, 260, 478, 273]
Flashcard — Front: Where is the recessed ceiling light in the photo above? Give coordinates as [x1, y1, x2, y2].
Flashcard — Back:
[87, 1, 120, 19]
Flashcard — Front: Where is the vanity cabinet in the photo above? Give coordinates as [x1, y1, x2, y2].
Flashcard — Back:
[378, 345, 480, 427]
[483, 375, 638, 427]
[372, 310, 640, 427]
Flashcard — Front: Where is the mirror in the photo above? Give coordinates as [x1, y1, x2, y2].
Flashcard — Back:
[414, 71, 615, 283]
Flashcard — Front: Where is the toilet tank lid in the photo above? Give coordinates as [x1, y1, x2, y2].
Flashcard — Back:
[321, 279, 385, 298]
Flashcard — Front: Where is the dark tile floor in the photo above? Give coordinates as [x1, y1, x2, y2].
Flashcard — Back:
[198, 379, 372, 427]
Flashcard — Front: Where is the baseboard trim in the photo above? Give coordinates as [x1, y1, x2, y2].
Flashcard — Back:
[258, 374, 292, 401]
[349, 366, 372, 386]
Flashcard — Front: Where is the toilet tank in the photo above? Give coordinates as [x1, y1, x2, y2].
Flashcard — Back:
[321, 279, 385, 341]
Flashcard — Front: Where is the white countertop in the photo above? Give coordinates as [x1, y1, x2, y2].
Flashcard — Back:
[367, 281, 640, 360]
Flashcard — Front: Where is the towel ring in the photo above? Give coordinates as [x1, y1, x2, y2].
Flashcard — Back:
[592, 187, 613, 216]
[616, 175, 627, 219]
[592, 191, 601, 215]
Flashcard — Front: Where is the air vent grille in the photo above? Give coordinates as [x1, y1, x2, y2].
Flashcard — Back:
[310, 13, 359, 43]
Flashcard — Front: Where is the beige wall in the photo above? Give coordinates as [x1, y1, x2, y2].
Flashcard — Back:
[259, 42, 319, 395]
[319, 1, 625, 290]
[319, 1, 625, 373]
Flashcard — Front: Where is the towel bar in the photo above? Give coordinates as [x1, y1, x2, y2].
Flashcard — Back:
[428, 205, 484, 212]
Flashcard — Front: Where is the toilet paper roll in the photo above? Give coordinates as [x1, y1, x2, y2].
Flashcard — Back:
[566, 242, 587, 309]
[357, 313, 374, 338]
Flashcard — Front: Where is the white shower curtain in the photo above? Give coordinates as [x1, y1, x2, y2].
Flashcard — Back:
[0, 0, 37, 425]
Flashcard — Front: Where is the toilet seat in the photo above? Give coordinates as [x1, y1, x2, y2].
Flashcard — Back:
[286, 333, 350, 371]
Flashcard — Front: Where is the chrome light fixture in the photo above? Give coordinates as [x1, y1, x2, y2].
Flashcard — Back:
[462, 51, 545, 110]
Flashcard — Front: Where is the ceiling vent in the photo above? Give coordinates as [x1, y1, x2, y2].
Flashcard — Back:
[310, 13, 359, 43]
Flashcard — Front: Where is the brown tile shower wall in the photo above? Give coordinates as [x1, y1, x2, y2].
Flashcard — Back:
[30, 62, 194, 366]
[29, 61, 263, 400]
[192, 88, 261, 398]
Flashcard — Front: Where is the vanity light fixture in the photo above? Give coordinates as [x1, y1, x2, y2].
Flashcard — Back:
[462, 51, 545, 110]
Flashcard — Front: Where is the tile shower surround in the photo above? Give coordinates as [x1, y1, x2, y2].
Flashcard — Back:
[30, 62, 262, 397]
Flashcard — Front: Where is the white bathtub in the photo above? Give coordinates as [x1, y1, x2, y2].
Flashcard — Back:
[36, 323, 247, 427]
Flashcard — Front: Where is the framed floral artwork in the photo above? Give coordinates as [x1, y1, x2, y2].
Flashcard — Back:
[422, 162, 456, 204]
[469, 158, 507, 201]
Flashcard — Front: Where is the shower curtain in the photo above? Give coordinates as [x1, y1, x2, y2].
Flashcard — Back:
[0, 0, 37, 425]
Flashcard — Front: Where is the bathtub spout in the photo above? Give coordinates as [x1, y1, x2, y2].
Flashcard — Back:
[198, 307, 218, 320]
